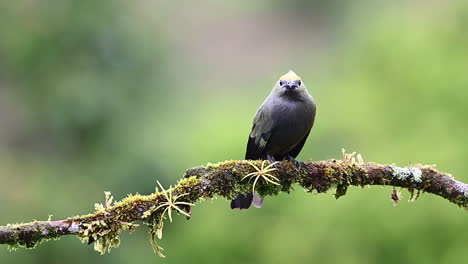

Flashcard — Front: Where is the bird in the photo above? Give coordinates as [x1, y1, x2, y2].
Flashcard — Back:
[231, 70, 316, 209]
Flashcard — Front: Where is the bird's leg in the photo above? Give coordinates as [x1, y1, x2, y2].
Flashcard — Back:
[287, 155, 305, 171]
[266, 154, 276, 163]
[266, 154, 279, 169]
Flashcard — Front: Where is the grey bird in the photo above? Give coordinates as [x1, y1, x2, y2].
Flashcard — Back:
[231, 70, 316, 209]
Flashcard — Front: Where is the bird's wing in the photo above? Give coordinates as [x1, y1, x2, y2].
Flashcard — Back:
[245, 105, 274, 160]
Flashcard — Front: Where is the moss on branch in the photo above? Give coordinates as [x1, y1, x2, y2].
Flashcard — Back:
[1, 152, 467, 257]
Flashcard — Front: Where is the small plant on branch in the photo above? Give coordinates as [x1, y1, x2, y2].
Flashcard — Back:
[242, 160, 280, 192]
[144, 181, 194, 257]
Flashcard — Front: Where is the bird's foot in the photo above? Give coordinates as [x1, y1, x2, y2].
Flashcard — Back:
[287, 155, 305, 171]
[267, 154, 280, 169]
[243, 160, 280, 193]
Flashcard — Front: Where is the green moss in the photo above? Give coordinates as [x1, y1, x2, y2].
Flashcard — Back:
[206, 162, 220, 169]
[334, 184, 349, 199]
[324, 168, 336, 177]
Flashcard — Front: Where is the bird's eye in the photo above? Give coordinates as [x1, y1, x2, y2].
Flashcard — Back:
[279, 81, 283, 86]
[297, 81, 301, 86]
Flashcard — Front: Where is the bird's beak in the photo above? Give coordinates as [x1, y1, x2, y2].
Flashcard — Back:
[282, 81, 299, 90]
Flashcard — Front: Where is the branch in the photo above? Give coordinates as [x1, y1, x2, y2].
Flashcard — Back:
[1, 153, 467, 257]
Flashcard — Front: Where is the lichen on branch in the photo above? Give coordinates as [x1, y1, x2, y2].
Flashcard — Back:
[0, 151, 467, 257]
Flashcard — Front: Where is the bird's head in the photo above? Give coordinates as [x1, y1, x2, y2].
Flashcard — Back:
[271, 70, 309, 99]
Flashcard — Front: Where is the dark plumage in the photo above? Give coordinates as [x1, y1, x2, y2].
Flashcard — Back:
[231, 70, 316, 209]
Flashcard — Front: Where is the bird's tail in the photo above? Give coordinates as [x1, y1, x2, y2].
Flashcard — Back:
[252, 192, 263, 208]
[230, 193, 263, 209]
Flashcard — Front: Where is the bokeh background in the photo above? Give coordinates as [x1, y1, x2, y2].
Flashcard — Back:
[1, 0, 467, 263]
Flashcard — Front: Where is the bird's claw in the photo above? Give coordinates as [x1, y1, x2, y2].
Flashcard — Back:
[287, 155, 304, 171]
[267, 154, 280, 170]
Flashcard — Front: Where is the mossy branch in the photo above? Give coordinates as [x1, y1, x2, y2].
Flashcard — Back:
[1, 152, 467, 256]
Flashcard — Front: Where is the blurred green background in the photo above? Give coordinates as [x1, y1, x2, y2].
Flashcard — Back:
[0, 0, 467, 263]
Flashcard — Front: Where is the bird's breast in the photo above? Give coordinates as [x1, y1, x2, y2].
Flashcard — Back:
[267, 99, 315, 155]
[270, 100, 314, 128]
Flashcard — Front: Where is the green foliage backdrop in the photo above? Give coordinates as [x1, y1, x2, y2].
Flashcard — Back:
[0, 1, 467, 263]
